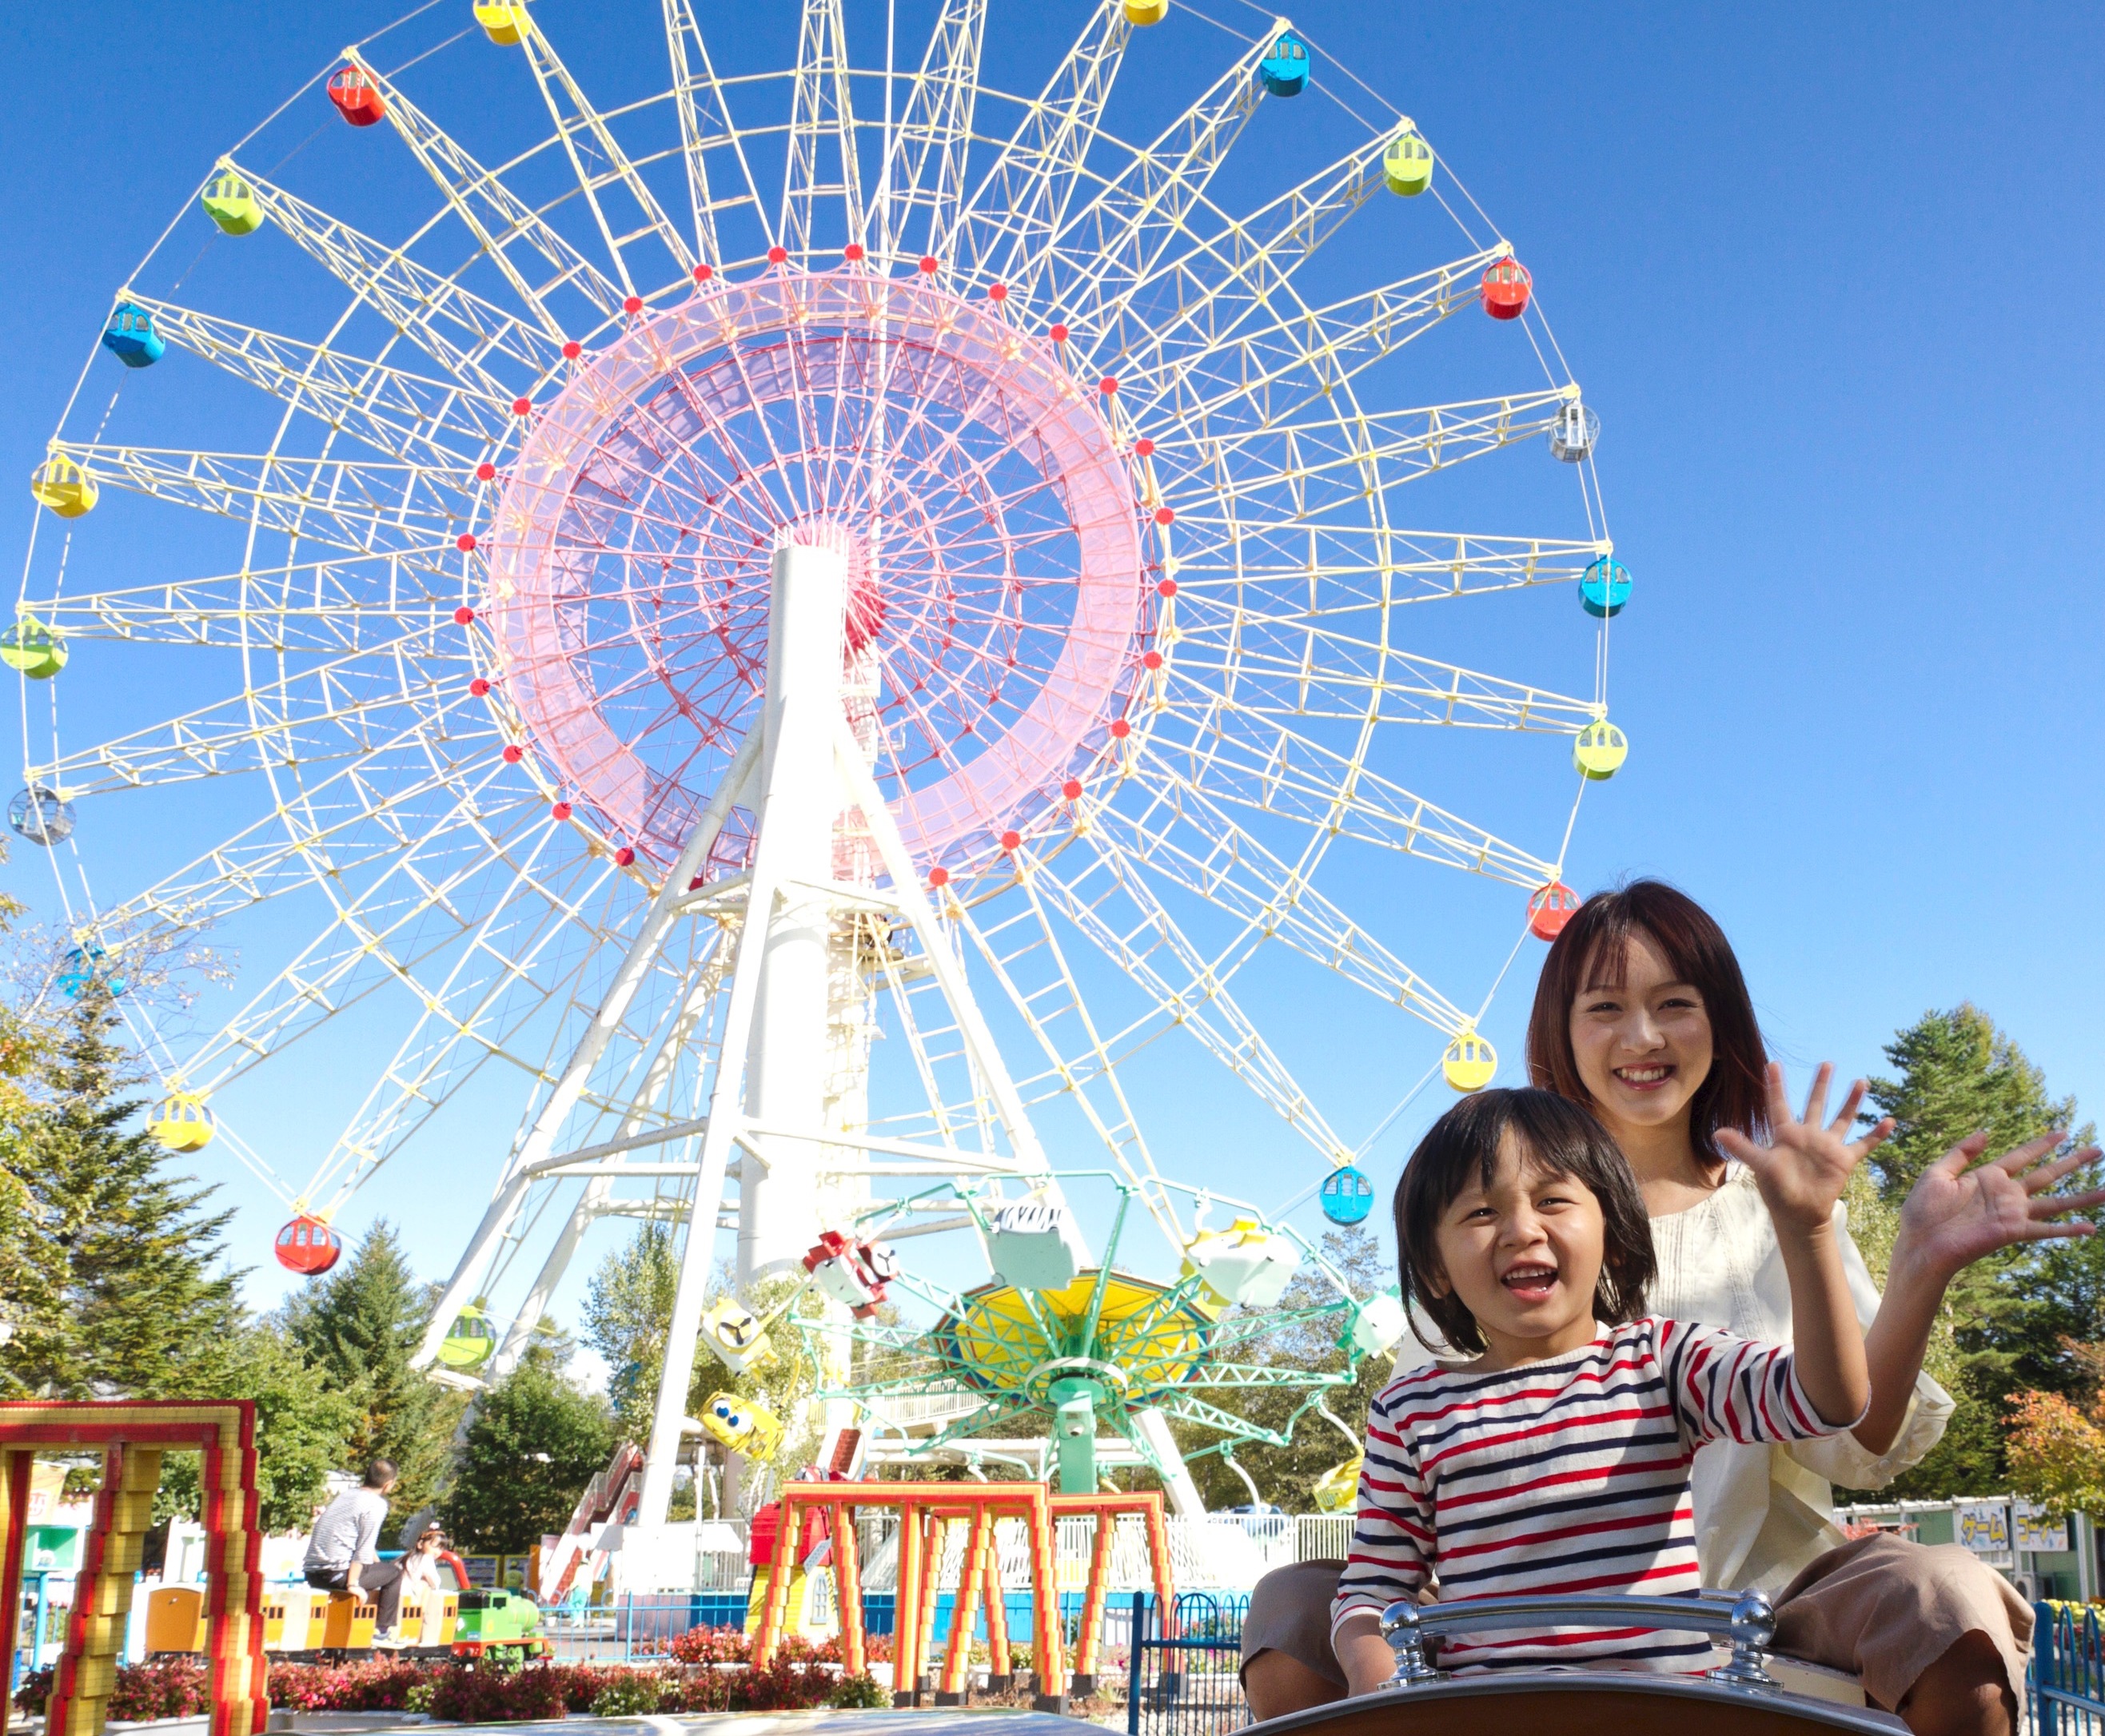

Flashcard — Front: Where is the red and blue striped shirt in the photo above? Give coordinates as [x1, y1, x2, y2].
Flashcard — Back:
[1331, 1316, 1847, 1670]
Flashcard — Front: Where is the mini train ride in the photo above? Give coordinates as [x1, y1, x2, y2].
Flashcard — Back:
[1249, 1590, 1908, 1736]
[245, 1550, 548, 1666]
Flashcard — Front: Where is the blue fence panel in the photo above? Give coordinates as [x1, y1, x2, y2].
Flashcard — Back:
[1127, 1590, 1248, 1736]
[610, 1591, 751, 1657]
[2035, 1601, 2105, 1736]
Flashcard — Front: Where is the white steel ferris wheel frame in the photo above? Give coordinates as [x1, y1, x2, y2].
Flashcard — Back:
[17, 0, 1623, 1519]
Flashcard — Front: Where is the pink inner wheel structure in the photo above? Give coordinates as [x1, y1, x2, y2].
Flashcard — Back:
[483, 269, 1151, 877]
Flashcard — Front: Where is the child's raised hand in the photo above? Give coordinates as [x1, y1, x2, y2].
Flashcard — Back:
[1716, 1062, 1876, 1233]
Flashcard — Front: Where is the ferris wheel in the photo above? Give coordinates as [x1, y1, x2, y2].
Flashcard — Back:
[14, 0, 1628, 1518]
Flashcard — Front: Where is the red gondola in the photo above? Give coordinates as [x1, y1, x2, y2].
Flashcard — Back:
[274, 1214, 343, 1275]
[1527, 880, 1581, 941]
[1480, 257, 1532, 321]
[327, 66, 387, 128]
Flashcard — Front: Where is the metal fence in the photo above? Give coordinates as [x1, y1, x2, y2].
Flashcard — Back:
[1126, 1591, 1249, 1736]
[2036, 1601, 2105, 1735]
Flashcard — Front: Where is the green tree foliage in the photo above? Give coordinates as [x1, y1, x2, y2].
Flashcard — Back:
[281, 1223, 463, 1531]
[582, 1222, 679, 1438]
[157, 1318, 360, 1532]
[582, 1228, 829, 1512]
[0, 991, 237, 1399]
[442, 1345, 619, 1554]
[1177, 1224, 1392, 1511]
[1838, 1004, 2099, 1501]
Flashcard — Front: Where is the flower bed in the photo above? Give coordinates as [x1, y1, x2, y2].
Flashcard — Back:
[13, 1637, 884, 1724]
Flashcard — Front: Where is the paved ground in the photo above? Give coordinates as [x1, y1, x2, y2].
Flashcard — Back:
[268, 1715, 1105, 1736]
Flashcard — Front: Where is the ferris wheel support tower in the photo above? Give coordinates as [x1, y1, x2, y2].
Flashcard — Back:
[413, 527, 1062, 1529]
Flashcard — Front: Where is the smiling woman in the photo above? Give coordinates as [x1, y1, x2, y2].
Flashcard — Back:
[1242, 882, 2103, 1736]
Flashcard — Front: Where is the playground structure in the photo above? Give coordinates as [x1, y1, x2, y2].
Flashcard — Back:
[752, 1480, 1176, 1708]
[0, 1402, 267, 1736]
[14, 0, 1629, 1542]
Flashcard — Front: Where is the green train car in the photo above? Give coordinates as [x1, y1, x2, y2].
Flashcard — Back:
[449, 1585, 552, 1661]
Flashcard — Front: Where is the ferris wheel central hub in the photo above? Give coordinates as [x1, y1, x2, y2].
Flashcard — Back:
[483, 269, 1150, 878]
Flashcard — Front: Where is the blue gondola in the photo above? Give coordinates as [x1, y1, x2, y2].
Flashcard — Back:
[102, 301, 165, 369]
[1321, 1165, 1374, 1225]
[1579, 556, 1632, 619]
[57, 946, 125, 1001]
[1258, 32, 1311, 98]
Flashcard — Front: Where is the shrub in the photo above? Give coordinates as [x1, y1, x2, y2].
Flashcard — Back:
[827, 1674, 892, 1709]
[13, 1668, 53, 1717]
[16, 1658, 211, 1721]
[667, 1623, 752, 1666]
[589, 1671, 668, 1717]
[268, 1659, 433, 1713]
[735, 1654, 839, 1711]
[426, 1662, 571, 1723]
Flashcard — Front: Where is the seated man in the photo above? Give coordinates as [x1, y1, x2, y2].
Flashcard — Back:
[304, 1459, 409, 1648]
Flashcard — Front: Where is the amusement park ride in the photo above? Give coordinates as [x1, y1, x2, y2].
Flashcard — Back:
[11, 0, 1633, 1543]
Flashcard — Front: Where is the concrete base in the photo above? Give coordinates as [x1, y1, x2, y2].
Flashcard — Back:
[985, 1674, 1014, 1693]
[1069, 1675, 1098, 1696]
[935, 1691, 968, 1706]
[1031, 1695, 1069, 1715]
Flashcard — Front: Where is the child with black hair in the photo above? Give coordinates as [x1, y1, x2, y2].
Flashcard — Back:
[1330, 1081, 1871, 1690]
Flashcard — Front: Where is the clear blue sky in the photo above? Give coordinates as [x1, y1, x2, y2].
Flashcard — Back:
[3, 2, 2101, 1332]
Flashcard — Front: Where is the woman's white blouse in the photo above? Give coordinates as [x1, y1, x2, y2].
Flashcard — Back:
[1647, 1164, 1951, 1592]
[1392, 1163, 1953, 1595]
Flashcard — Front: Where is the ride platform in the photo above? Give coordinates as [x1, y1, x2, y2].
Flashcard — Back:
[1249, 1674, 1905, 1735]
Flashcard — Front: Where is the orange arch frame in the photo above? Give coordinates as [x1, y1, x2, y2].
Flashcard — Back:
[0, 1401, 266, 1736]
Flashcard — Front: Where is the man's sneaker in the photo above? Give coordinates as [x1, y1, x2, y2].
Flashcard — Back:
[372, 1631, 411, 1650]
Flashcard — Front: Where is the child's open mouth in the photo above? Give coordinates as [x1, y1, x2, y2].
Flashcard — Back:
[1500, 1263, 1560, 1301]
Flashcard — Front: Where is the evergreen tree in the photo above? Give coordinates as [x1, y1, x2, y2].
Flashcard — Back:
[0, 990, 237, 1399]
[1840, 1004, 2096, 1499]
[157, 1317, 361, 1532]
[281, 1222, 462, 1531]
[442, 1345, 619, 1555]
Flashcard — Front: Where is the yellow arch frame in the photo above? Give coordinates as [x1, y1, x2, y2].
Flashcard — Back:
[0, 1401, 266, 1736]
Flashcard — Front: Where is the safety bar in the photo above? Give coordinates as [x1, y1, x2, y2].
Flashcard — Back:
[1378, 1588, 1778, 1689]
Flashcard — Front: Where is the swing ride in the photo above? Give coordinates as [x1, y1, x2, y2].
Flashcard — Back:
[13, 0, 1630, 1524]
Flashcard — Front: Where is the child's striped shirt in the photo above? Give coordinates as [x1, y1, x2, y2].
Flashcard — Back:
[1330, 1317, 1849, 1671]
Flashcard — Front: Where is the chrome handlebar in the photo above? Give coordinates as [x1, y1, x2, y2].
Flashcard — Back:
[1377, 1588, 1778, 1690]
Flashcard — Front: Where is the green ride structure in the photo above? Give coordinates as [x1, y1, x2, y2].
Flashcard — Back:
[793, 1174, 1408, 1505]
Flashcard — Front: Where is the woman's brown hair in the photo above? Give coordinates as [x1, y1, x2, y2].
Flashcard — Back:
[1524, 879, 1768, 1163]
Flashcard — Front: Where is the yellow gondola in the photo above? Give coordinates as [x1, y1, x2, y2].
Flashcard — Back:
[474, 2, 530, 45]
[1, 615, 67, 680]
[1383, 123, 1434, 197]
[30, 456, 97, 519]
[1311, 1455, 1362, 1513]
[1122, 0, 1170, 23]
[147, 1092, 215, 1154]
[201, 169, 263, 237]
[1441, 1029, 1497, 1093]
[700, 1392, 784, 1461]
[1573, 717, 1629, 781]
